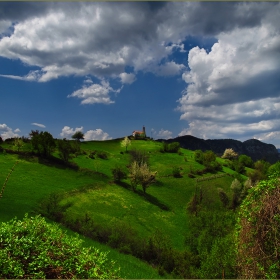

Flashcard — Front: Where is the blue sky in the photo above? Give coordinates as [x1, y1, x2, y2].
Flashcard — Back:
[1, 2, 280, 147]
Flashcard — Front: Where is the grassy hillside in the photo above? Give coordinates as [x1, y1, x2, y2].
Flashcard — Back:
[0, 138, 246, 278]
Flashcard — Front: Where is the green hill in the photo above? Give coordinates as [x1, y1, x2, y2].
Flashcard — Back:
[0, 138, 253, 278]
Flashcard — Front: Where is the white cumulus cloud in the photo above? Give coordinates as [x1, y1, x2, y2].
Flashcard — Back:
[178, 21, 280, 142]
[60, 126, 111, 141]
[60, 126, 83, 139]
[84, 129, 112, 141]
[68, 79, 121, 105]
[119, 72, 136, 84]
[0, 124, 20, 140]
[152, 128, 173, 140]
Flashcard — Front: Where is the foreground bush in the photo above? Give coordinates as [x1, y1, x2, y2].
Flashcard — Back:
[0, 214, 120, 279]
[236, 172, 280, 278]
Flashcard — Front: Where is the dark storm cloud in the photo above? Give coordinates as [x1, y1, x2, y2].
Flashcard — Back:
[0, 2, 52, 21]
[183, 2, 277, 36]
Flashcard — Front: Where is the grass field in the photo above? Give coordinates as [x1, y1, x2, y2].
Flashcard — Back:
[0, 138, 241, 278]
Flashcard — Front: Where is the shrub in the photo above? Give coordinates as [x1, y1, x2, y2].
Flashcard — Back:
[236, 173, 280, 278]
[89, 150, 108, 160]
[194, 150, 204, 164]
[238, 154, 253, 168]
[96, 150, 108, 159]
[57, 139, 75, 163]
[112, 165, 127, 182]
[129, 149, 149, 166]
[161, 142, 181, 153]
[14, 137, 24, 152]
[0, 214, 120, 279]
[172, 166, 182, 178]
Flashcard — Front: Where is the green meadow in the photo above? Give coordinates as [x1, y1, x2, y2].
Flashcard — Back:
[0, 138, 245, 278]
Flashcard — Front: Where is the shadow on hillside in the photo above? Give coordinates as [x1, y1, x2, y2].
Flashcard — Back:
[37, 156, 79, 171]
[153, 180, 165, 187]
[17, 153, 39, 163]
[115, 181, 131, 190]
[136, 190, 170, 211]
[115, 181, 170, 211]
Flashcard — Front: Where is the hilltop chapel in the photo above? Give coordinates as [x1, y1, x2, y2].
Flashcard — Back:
[132, 126, 146, 138]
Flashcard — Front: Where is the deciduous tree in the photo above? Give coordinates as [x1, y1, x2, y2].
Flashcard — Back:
[14, 137, 24, 152]
[121, 136, 131, 152]
[72, 131, 84, 142]
[57, 139, 75, 163]
[221, 148, 238, 160]
[30, 131, 55, 157]
[129, 161, 157, 193]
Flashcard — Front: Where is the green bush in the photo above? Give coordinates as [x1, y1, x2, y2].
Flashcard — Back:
[161, 142, 181, 153]
[172, 166, 182, 178]
[0, 214, 120, 279]
[89, 150, 108, 160]
[112, 165, 127, 182]
[236, 173, 280, 278]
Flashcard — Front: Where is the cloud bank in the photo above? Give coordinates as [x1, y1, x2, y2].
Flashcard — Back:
[60, 126, 111, 141]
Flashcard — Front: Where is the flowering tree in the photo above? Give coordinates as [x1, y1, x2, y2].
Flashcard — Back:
[129, 161, 157, 193]
[120, 136, 131, 152]
[221, 148, 238, 160]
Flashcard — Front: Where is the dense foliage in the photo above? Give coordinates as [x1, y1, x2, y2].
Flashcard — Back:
[30, 131, 56, 157]
[160, 142, 181, 153]
[0, 214, 120, 279]
[194, 150, 222, 173]
[236, 172, 280, 278]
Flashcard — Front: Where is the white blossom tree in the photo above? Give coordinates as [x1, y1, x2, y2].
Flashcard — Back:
[120, 136, 131, 152]
[221, 148, 238, 160]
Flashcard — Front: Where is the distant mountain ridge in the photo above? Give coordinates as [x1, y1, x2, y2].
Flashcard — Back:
[157, 135, 280, 164]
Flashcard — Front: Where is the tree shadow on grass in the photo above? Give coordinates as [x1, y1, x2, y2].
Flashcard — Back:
[115, 181, 170, 211]
[115, 181, 131, 190]
[135, 190, 170, 211]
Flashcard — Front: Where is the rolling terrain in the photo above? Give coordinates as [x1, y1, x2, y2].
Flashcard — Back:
[0, 137, 258, 278]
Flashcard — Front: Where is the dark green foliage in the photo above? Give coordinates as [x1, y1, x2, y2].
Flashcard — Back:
[30, 131, 56, 157]
[161, 142, 181, 153]
[247, 160, 270, 185]
[194, 150, 204, 164]
[111, 165, 127, 182]
[233, 160, 246, 174]
[71, 140, 81, 155]
[0, 136, 3, 143]
[238, 154, 253, 168]
[129, 149, 149, 166]
[186, 186, 203, 216]
[218, 188, 229, 208]
[57, 139, 75, 163]
[29, 130, 39, 138]
[236, 173, 280, 278]
[89, 150, 108, 160]
[254, 159, 270, 175]
[194, 150, 222, 173]
[37, 192, 72, 222]
[172, 166, 181, 178]
[0, 215, 120, 279]
[268, 161, 280, 177]
[185, 210, 237, 278]
[72, 131, 84, 141]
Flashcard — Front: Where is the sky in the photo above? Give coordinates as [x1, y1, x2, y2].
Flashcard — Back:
[0, 2, 280, 147]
